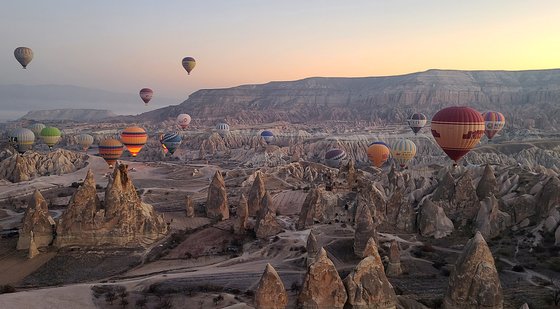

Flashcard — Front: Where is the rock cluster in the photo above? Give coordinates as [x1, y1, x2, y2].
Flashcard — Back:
[55, 166, 168, 247]
[443, 232, 503, 309]
[205, 171, 229, 220]
[17, 190, 55, 250]
[255, 263, 288, 309]
[298, 248, 347, 309]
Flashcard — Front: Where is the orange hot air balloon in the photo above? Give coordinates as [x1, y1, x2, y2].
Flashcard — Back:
[139, 88, 153, 106]
[98, 138, 124, 168]
[482, 111, 505, 141]
[366, 142, 391, 168]
[431, 106, 485, 163]
[120, 126, 148, 157]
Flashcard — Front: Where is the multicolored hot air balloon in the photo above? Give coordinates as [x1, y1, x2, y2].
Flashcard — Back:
[28, 123, 46, 138]
[367, 142, 390, 168]
[139, 88, 153, 106]
[75, 133, 94, 151]
[325, 148, 347, 168]
[391, 139, 417, 168]
[161, 132, 182, 154]
[177, 114, 192, 130]
[98, 138, 124, 168]
[431, 106, 485, 163]
[216, 123, 230, 137]
[40, 127, 61, 149]
[14, 47, 33, 69]
[482, 111, 505, 141]
[407, 113, 427, 135]
[9, 128, 35, 153]
[120, 126, 148, 157]
[260, 130, 274, 144]
[182, 57, 196, 75]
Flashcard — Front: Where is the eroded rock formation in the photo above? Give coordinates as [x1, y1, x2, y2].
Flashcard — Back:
[205, 171, 229, 220]
[234, 194, 248, 235]
[255, 192, 283, 239]
[28, 231, 39, 259]
[306, 231, 319, 266]
[477, 164, 497, 200]
[17, 190, 54, 250]
[385, 240, 403, 277]
[475, 195, 511, 239]
[255, 263, 288, 309]
[185, 195, 195, 218]
[354, 204, 378, 257]
[248, 171, 266, 216]
[417, 199, 454, 239]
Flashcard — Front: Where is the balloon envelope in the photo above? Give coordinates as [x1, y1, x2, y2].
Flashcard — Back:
[76, 133, 94, 151]
[98, 138, 124, 167]
[216, 123, 230, 137]
[14, 47, 33, 69]
[9, 128, 35, 153]
[28, 123, 46, 138]
[431, 106, 485, 163]
[40, 127, 62, 149]
[482, 111, 505, 140]
[325, 148, 347, 168]
[177, 114, 192, 129]
[162, 132, 182, 154]
[182, 57, 196, 75]
[139, 88, 153, 105]
[391, 139, 417, 168]
[367, 142, 390, 168]
[260, 130, 274, 144]
[120, 126, 148, 157]
[407, 113, 427, 134]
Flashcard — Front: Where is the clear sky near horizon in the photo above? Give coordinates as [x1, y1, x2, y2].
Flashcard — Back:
[1, 0, 560, 115]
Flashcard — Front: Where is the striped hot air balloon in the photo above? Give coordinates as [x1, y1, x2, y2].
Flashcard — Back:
[139, 88, 153, 106]
[482, 111, 505, 141]
[120, 126, 148, 157]
[40, 127, 61, 149]
[161, 132, 182, 154]
[177, 114, 192, 130]
[367, 142, 390, 168]
[28, 123, 46, 138]
[431, 106, 485, 163]
[391, 139, 417, 168]
[9, 128, 35, 153]
[325, 148, 347, 168]
[98, 138, 124, 168]
[216, 123, 230, 137]
[75, 134, 94, 151]
[407, 113, 427, 135]
[14, 47, 33, 69]
[182, 57, 196, 75]
[260, 130, 274, 144]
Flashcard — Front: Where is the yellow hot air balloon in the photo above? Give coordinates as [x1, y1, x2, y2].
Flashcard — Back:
[14, 47, 33, 69]
[40, 127, 62, 149]
[120, 126, 148, 157]
[98, 138, 124, 168]
[367, 142, 390, 168]
[182, 57, 196, 75]
[28, 123, 46, 138]
[391, 139, 417, 168]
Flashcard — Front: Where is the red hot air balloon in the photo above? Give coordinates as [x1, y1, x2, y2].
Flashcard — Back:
[431, 106, 485, 163]
[139, 88, 153, 106]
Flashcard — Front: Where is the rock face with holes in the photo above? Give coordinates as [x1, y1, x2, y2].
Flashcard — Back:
[298, 248, 347, 309]
[443, 232, 503, 309]
[55, 164, 167, 247]
[205, 171, 229, 220]
[344, 236, 398, 309]
[255, 263, 288, 309]
[248, 171, 266, 216]
[17, 190, 54, 250]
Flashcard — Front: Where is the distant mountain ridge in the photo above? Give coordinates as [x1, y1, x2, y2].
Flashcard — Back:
[20, 109, 117, 122]
[137, 69, 560, 130]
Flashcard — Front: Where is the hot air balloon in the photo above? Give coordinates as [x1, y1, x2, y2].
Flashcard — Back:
[14, 47, 33, 69]
[177, 114, 192, 130]
[325, 148, 347, 168]
[216, 123, 230, 137]
[431, 106, 485, 163]
[391, 139, 417, 168]
[161, 132, 182, 154]
[407, 113, 427, 135]
[28, 123, 46, 138]
[482, 111, 505, 141]
[9, 128, 35, 153]
[40, 127, 61, 149]
[139, 88, 153, 106]
[98, 138, 124, 168]
[75, 133, 94, 151]
[367, 142, 390, 168]
[120, 126, 148, 157]
[260, 130, 274, 144]
[182, 57, 196, 75]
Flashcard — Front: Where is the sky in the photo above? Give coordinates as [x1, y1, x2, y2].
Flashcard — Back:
[1, 0, 560, 116]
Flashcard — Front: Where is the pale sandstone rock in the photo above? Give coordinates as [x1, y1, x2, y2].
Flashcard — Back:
[28, 231, 39, 259]
[385, 240, 403, 277]
[234, 194, 248, 235]
[418, 199, 454, 239]
[185, 195, 195, 218]
[248, 171, 266, 216]
[255, 192, 283, 239]
[306, 231, 319, 266]
[354, 204, 377, 257]
[255, 263, 288, 309]
[17, 190, 54, 250]
[477, 164, 497, 200]
[206, 171, 229, 220]
[475, 195, 512, 239]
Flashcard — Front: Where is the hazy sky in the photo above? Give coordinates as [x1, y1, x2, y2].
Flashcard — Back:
[2, 1, 560, 104]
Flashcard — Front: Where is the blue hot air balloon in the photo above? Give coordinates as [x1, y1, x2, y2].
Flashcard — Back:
[161, 132, 182, 154]
[260, 130, 274, 144]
